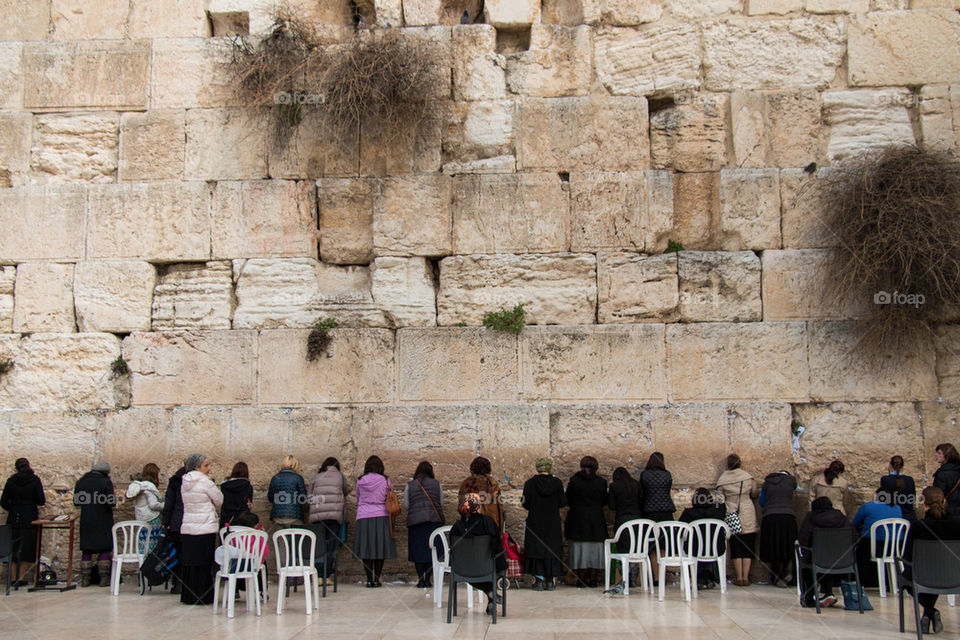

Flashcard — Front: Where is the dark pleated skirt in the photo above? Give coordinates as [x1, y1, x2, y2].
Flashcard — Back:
[729, 532, 757, 559]
[759, 514, 798, 564]
[407, 521, 438, 564]
[180, 533, 216, 605]
[353, 516, 397, 560]
[524, 556, 564, 579]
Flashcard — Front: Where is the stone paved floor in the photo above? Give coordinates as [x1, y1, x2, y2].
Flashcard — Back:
[0, 578, 957, 640]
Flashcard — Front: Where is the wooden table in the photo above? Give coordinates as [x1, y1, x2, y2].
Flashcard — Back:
[28, 515, 77, 592]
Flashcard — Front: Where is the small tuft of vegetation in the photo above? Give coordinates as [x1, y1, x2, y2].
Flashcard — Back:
[0, 358, 13, 379]
[791, 419, 804, 436]
[454, 322, 467, 328]
[664, 239, 684, 254]
[110, 356, 130, 379]
[307, 318, 339, 361]
[482, 304, 526, 335]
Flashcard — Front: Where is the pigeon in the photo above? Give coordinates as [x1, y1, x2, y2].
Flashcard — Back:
[604, 583, 625, 595]
[461, 10, 470, 24]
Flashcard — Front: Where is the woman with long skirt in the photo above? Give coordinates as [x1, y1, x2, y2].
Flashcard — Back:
[179, 453, 222, 605]
[354, 455, 397, 587]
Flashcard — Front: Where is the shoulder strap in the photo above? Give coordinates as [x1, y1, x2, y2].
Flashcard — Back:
[415, 478, 443, 520]
[735, 480, 743, 512]
[947, 477, 960, 499]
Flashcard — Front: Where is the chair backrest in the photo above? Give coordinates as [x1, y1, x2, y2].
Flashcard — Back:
[689, 518, 730, 560]
[220, 524, 253, 542]
[913, 540, 960, 592]
[430, 525, 451, 567]
[224, 529, 268, 574]
[655, 521, 692, 560]
[296, 523, 327, 560]
[449, 534, 495, 580]
[611, 519, 658, 557]
[811, 527, 856, 571]
[273, 528, 316, 573]
[869, 518, 909, 560]
[112, 520, 150, 558]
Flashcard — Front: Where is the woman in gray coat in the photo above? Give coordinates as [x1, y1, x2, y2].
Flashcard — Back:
[307, 456, 348, 584]
[404, 461, 444, 588]
[759, 470, 798, 587]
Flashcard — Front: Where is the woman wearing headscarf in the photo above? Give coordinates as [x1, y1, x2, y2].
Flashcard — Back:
[521, 458, 566, 591]
[179, 453, 222, 605]
[458, 456, 504, 532]
[450, 492, 506, 614]
[1, 458, 45, 586]
[565, 456, 608, 588]
[73, 461, 116, 587]
[608, 467, 642, 587]
[354, 455, 397, 587]
[404, 461, 444, 588]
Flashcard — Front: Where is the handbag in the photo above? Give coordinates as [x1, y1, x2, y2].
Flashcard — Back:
[385, 485, 401, 517]
[840, 579, 873, 611]
[723, 481, 744, 534]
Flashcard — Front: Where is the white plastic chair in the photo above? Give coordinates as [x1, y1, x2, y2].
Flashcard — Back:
[603, 519, 658, 595]
[949, 594, 956, 606]
[870, 517, 910, 598]
[654, 521, 696, 601]
[219, 525, 268, 602]
[688, 518, 731, 596]
[110, 521, 149, 596]
[273, 528, 319, 615]
[213, 529, 267, 618]
[429, 525, 481, 609]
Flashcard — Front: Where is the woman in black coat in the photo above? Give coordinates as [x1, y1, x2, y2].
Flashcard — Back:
[639, 452, 675, 582]
[0, 458, 45, 586]
[450, 493, 506, 615]
[521, 457, 566, 591]
[73, 462, 116, 587]
[933, 443, 960, 518]
[219, 461, 254, 526]
[161, 465, 186, 594]
[565, 456, 608, 588]
[880, 455, 917, 522]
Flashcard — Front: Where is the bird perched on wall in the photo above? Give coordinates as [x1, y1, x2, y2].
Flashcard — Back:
[461, 10, 470, 24]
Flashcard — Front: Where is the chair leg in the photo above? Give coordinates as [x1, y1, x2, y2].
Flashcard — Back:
[321, 561, 327, 599]
[813, 569, 821, 614]
[466, 583, 474, 608]
[898, 585, 905, 632]
[276, 571, 285, 615]
[111, 560, 120, 596]
[912, 592, 923, 640]
[658, 563, 666, 601]
[304, 571, 312, 614]
[312, 572, 319, 612]
[718, 556, 728, 594]
[227, 575, 235, 619]
[877, 560, 887, 598]
[853, 565, 864, 614]
[621, 561, 629, 596]
[446, 579, 454, 623]
[434, 568, 443, 608]
[491, 577, 497, 625]
[213, 574, 221, 614]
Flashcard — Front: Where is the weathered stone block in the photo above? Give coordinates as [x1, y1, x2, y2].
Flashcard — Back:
[506, 25, 592, 97]
[594, 25, 700, 96]
[822, 90, 915, 162]
[318, 178, 374, 265]
[920, 85, 959, 155]
[452, 25, 507, 101]
[476, 404, 550, 484]
[761, 249, 869, 321]
[0, 43, 22, 112]
[259, 329, 395, 404]
[650, 403, 732, 486]
[747, 0, 803, 13]
[152, 262, 233, 331]
[916, 401, 959, 481]
[597, 252, 678, 323]
[549, 405, 656, 480]
[0, 186, 86, 262]
[118, 110, 185, 181]
[370, 257, 437, 327]
[128, 0, 209, 38]
[288, 407, 360, 481]
[444, 100, 515, 164]
[0, 266, 14, 332]
[51, 0, 128, 39]
[582, 0, 664, 24]
[522, 325, 667, 401]
[0, 412, 101, 484]
[518, 97, 649, 171]
[150, 38, 241, 109]
[766, 90, 824, 168]
[452, 173, 567, 254]
[206, 0, 276, 34]
[0, 113, 32, 188]
[13, 263, 75, 333]
[667, 323, 809, 401]
[86, 182, 212, 261]
[719, 168, 781, 251]
[359, 107, 444, 176]
[668, 0, 741, 18]
[374, 175, 452, 257]
[30, 113, 119, 184]
[211, 180, 316, 259]
[403, 0, 443, 25]
[484, 0, 540, 26]
[372, 0, 404, 27]
[99, 409, 178, 481]
[678, 251, 761, 322]
[74, 261, 156, 333]
[184, 108, 270, 180]
[650, 93, 727, 172]
[702, 18, 845, 90]
[780, 168, 840, 249]
[848, 10, 960, 86]
[935, 325, 960, 401]
[572, 172, 645, 252]
[398, 328, 518, 401]
[730, 91, 767, 169]
[0, 0, 49, 40]
[805, 0, 869, 11]
[672, 172, 719, 250]
[125, 331, 257, 406]
[437, 253, 597, 326]
[808, 322, 938, 401]
[268, 109, 359, 179]
[725, 403, 794, 478]
[23, 41, 150, 111]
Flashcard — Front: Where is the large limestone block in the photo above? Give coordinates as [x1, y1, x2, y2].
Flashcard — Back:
[747, 0, 803, 13]
[0, 412, 101, 485]
[452, 173, 567, 254]
[476, 404, 550, 485]
[288, 407, 361, 481]
[452, 25, 506, 101]
[318, 178, 374, 265]
[571, 172, 674, 252]
[650, 93, 727, 172]
[672, 172, 719, 250]
[150, 39, 239, 109]
[373, 175, 452, 257]
[935, 325, 960, 401]
[548, 405, 656, 480]
[99, 409, 178, 478]
[51, 0, 128, 39]
[0, 1, 50, 40]
[268, 108, 359, 179]
[594, 25, 700, 96]
[185, 109, 270, 180]
[23, 41, 150, 111]
[581, 0, 664, 24]
[370, 257, 438, 327]
[0, 266, 14, 332]
[0, 43, 22, 112]
[794, 403, 923, 488]
[702, 18, 845, 90]
[761, 249, 869, 321]
[677, 251, 761, 322]
[518, 97, 649, 171]
[780, 168, 840, 249]
[822, 90, 915, 162]
[730, 91, 766, 168]
[167, 408, 232, 479]
[920, 85, 959, 155]
[259, 329, 394, 404]
[666, 323, 809, 401]
[0, 186, 86, 262]
[0, 113, 32, 188]
[13, 263, 76, 333]
[649, 403, 730, 485]
[128, 0, 209, 38]
[849, 11, 960, 86]
[718, 168, 781, 251]
[765, 90, 824, 168]
[0, 334, 122, 411]
[403, 0, 443, 25]
[124, 331, 256, 406]
[522, 325, 667, 401]
[359, 111, 443, 177]
[667, 0, 741, 18]
[86, 182, 212, 261]
[397, 328, 519, 402]
[437, 253, 598, 326]
[30, 113, 119, 184]
[805, 0, 869, 11]
[808, 322, 938, 401]
[725, 403, 794, 478]
[443, 100, 515, 164]
[151, 262, 234, 331]
[506, 25, 593, 98]
[74, 261, 156, 333]
[118, 111, 185, 181]
[917, 401, 959, 482]
[211, 180, 316, 259]
[597, 252, 678, 323]
[484, 0, 540, 26]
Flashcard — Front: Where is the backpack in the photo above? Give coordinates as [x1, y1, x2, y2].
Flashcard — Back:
[140, 535, 178, 588]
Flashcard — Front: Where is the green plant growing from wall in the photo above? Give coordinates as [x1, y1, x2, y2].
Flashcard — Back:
[307, 318, 339, 361]
[664, 239, 684, 254]
[110, 356, 130, 379]
[0, 358, 13, 380]
[482, 304, 525, 335]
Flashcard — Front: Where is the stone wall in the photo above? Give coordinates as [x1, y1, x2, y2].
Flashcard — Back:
[1, 0, 959, 579]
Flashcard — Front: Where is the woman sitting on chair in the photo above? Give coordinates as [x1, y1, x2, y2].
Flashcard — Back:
[450, 493, 506, 615]
[904, 486, 960, 634]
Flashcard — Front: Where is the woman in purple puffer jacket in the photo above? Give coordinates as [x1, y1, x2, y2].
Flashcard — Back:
[353, 455, 397, 587]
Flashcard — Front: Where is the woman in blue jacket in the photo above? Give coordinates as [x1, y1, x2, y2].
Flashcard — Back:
[268, 455, 307, 529]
